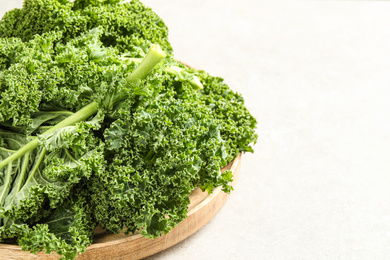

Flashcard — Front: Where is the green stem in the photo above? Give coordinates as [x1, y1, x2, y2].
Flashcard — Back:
[15, 152, 31, 193]
[165, 66, 203, 90]
[126, 44, 166, 83]
[42, 102, 99, 136]
[0, 102, 98, 171]
[0, 162, 15, 212]
[21, 147, 46, 191]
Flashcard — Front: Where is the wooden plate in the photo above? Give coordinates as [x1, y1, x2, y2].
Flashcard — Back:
[0, 153, 242, 259]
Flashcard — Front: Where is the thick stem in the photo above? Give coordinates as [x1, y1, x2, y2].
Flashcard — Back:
[42, 102, 99, 136]
[0, 102, 98, 171]
[126, 44, 166, 83]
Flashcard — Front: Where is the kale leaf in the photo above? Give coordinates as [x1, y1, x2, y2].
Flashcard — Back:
[0, 0, 172, 54]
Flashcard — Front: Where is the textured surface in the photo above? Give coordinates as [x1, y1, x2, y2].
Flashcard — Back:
[0, 155, 241, 260]
[1, 1, 390, 259]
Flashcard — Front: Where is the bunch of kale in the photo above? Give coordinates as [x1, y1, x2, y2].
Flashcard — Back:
[0, 0, 257, 259]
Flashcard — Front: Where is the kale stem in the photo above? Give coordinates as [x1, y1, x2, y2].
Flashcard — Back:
[15, 152, 30, 193]
[164, 66, 203, 90]
[0, 102, 98, 171]
[0, 163, 13, 207]
[126, 44, 166, 83]
[20, 147, 46, 192]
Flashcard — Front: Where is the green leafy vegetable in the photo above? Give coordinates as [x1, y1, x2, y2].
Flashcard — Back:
[0, 0, 257, 259]
[0, 0, 172, 54]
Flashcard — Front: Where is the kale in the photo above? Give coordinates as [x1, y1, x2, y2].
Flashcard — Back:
[0, 1, 257, 259]
[0, 0, 172, 54]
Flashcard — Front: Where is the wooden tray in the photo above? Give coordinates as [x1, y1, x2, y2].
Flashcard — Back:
[0, 153, 242, 259]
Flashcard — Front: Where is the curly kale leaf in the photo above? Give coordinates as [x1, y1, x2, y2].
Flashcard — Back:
[0, 28, 130, 127]
[198, 71, 258, 153]
[90, 55, 256, 237]
[0, 118, 104, 259]
[94, 91, 232, 236]
[0, 0, 172, 54]
[0, 118, 104, 225]
[0, 32, 63, 126]
[0, 0, 73, 41]
[16, 185, 95, 260]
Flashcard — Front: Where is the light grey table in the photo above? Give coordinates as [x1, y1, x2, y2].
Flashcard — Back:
[1, 1, 390, 259]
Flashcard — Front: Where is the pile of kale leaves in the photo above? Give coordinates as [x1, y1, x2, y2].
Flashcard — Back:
[0, 0, 257, 259]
